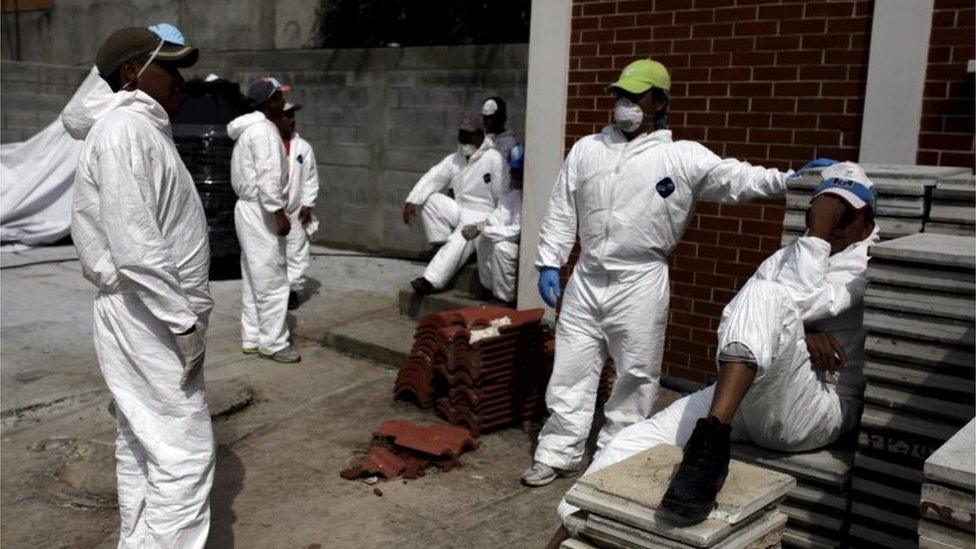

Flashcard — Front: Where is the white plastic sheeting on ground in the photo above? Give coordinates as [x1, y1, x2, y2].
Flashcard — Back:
[1, 67, 108, 250]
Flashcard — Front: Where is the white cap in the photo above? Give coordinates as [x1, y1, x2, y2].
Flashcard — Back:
[204, 73, 220, 82]
[814, 161, 876, 212]
[481, 99, 499, 116]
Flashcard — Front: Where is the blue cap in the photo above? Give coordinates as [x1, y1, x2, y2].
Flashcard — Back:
[508, 144, 524, 170]
[813, 161, 877, 214]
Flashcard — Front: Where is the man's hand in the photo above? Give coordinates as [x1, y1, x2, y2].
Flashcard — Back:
[274, 210, 291, 236]
[807, 194, 846, 240]
[175, 326, 206, 388]
[805, 332, 847, 372]
[403, 203, 418, 225]
[299, 206, 313, 226]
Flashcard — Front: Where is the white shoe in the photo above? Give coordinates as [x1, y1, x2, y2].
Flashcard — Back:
[261, 346, 301, 364]
[521, 461, 559, 487]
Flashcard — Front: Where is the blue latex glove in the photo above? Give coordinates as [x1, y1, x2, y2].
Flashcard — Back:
[538, 267, 561, 308]
[798, 157, 838, 173]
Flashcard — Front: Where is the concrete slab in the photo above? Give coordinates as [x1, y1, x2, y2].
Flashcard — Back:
[849, 499, 919, 533]
[865, 334, 975, 369]
[858, 428, 942, 468]
[863, 382, 975, 422]
[322, 316, 415, 367]
[785, 483, 848, 514]
[864, 358, 974, 395]
[399, 288, 499, 319]
[933, 174, 976, 201]
[784, 211, 922, 240]
[561, 538, 598, 549]
[565, 445, 794, 547]
[918, 518, 975, 548]
[855, 452, 925, 485]
[786, 192, 925, 217]
[930, 203, 976, 225]
[926, 223, 976, 237]
[925, 418, 976, 492]
[865, 285, 975, 321]
[920, 483, 975, 532]
[867, 261, 975, 295]
[780, 528, 840, 549]
[848, 522, 918, 549]
[864, 309, 974, 348]
[789, 173, 936, 196]
[858, 164, 970, 180]
[860, 402, 962, 442]
[869, 234, 976, 270]
[779, 502, 842, 532]
[729, 443, 853, 489]
[920, 533, 969, 549]
[584, 509, 787, 549]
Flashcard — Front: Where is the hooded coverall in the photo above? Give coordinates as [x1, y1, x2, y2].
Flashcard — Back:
[227, 111, 290, 354]
[534, 125, 790, 470]
[476, 188, 522, 302]
[67, 82, 216, 548]
[283, 132, 319, 293]
[557, 227, 880, 528]
[486, 130, 518, 161]
[406, 144, 510, 289]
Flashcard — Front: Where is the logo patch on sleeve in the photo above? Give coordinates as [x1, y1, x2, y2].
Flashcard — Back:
[656, 177, 675, 198]
[483, 173, 492, 184]
[297, 154, 304, 164]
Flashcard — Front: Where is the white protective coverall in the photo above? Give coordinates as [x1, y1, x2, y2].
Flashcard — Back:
[487, 130, 518, 161]
[535, 125, 790, 470]
[283, 132, 319, 292]
[557, 227, 880, 528]
[227, 111, 290, 354]
[476, 188, 521, 302]
[406, 144, 509, 289]
[67, 88, 215, 548]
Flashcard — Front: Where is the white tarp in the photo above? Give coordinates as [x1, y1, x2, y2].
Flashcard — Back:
[1, 67, 109, 250]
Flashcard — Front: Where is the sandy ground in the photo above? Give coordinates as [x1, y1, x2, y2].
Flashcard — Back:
[1, 245, 680, 548]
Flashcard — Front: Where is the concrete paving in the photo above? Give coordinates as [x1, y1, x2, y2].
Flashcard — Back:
[925, 418, 976, 491]
[1, 245, 593, 548]
[869, 234, 976, 269]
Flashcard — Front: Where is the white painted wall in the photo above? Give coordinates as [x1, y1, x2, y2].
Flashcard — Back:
[859, 0, 935, 164]
[517, 0, 572, 315]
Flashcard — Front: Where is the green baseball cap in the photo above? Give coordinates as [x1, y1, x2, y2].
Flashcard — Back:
[608, 59, 671, 94]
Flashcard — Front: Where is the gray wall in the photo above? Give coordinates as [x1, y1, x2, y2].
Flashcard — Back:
[0, 44, 529, 255]
[1, 0, 320, 65]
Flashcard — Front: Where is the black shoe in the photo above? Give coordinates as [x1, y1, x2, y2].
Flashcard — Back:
[410, 277, 436, 296]
[418, 244, 444, 262]
[288, 291, 299, 310]
[661, 416, 732, 524]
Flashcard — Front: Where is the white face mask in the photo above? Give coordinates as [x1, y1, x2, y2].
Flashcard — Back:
[122, 39, 165, 91]
[459, 143, 478, 158]
[613, 97, 644, 133]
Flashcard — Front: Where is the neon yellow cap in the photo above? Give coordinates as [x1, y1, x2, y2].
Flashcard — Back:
[608, 59, 671, 94]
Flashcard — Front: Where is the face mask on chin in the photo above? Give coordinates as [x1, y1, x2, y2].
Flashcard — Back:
[613, 97, 644, 133]
[459, 143, 478, 158]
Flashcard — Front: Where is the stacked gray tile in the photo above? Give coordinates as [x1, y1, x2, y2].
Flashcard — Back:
[782, 164, 971, 246]
[918, 418, 975, 549]
[560, 445, 795, 548]
[730, 443, 854, 548]
[850, 233, 975, 549]
[927, 173, 976, 237]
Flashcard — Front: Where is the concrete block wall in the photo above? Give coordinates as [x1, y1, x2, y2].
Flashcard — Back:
[0, 61, 89, 143]
[191, 44, 528, 254]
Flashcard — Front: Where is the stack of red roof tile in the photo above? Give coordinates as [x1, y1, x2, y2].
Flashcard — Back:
[394, 307, 554, 434]
[341, 420, 477, 481]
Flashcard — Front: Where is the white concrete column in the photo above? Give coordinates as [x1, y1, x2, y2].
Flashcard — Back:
[517, 0, 572, 315]
[859, 0, 935, 163]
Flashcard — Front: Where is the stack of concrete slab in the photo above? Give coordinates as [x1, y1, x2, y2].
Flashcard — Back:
[919, 418, 975, 549]
[561, 445, 795, 549]
[730, 442, 854, 548]
[783, 164, 971, 245]
[927, 173, 976, 237]
[850, 233, 976, 548]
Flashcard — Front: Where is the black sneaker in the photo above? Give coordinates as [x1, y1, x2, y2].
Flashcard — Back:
[288, 291, 299, 310]
[661, 416, 732, 524]
[410, 277, 436, 296]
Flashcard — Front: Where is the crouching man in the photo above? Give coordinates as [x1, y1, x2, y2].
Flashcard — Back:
[403, 115, 509, 295]
[462, 144, 525, 303]
[552, 161, 880, 539]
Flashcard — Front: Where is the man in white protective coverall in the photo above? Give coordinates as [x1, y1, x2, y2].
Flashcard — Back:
[274, 101, 320, 310]
[227, 77, 301, 363]
[461, 144, 524, 303]
[481, 96, 519, 160]
[522, 58, 837, 487]
[403, 115, 510, 295]
[68, 27, 215, 547]
[549, 162, 879, 543]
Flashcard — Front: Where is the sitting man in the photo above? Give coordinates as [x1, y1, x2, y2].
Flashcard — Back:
[403, 115, 509, 295]
[553, 161, 880, 537]
[463, 144, 525, 303]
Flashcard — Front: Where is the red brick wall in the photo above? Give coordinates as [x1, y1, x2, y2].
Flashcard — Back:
[917, 0, 975, 169]
[565, 0, 876, 384]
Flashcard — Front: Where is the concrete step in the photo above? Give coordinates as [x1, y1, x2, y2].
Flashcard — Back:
[321, 316, 415, 367]
[398, 288, 503, 319]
